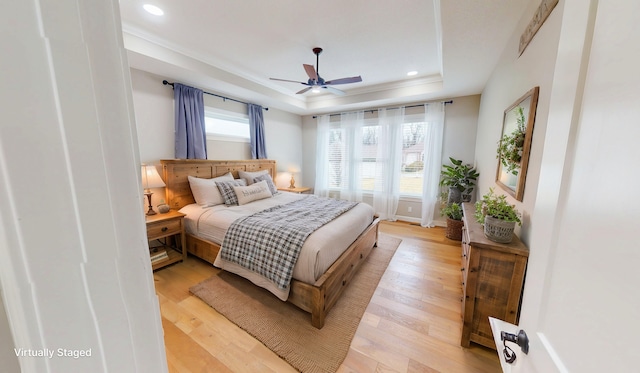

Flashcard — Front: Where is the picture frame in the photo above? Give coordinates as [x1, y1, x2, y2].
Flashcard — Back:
[496, 87, 539, 201]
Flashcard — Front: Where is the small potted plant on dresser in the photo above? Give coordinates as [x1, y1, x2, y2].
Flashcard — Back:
[441, 202, 464, 241]
[439, 157, 480, 204]
[474, 188, 522, 243]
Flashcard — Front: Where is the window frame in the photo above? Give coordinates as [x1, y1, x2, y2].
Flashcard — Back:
[204, 108, 250, 143]
[323, 113, 427, 198]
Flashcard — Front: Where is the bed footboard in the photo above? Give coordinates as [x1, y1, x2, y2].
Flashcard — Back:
[288, 217, 380, 328]
[186, 216, 380, 329]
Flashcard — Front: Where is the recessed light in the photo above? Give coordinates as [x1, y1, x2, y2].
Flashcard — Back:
[143, 4, 164, 16]
[407, 71, 418, 76]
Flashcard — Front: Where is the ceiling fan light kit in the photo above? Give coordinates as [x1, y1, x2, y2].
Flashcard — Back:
[270, 47, 362, 95]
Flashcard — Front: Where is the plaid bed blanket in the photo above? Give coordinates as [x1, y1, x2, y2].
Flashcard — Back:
[220, 196, 358, 290]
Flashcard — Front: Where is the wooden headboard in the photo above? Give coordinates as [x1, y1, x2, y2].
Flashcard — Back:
[160, 159, 277, 209]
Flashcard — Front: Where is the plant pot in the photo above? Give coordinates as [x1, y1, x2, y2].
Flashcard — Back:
[447, 187, 462, 205]
[483, 215, 516, 243]
[446, 218, 464, 241]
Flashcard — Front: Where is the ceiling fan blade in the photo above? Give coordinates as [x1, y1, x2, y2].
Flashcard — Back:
[323, 86, 346, 96]
[303, 64, 318, 81]
[270, 77, 307, 84]
[273, 48, 362, 95]
[325, 76, 362, 85]
[296, 87, 313, 94]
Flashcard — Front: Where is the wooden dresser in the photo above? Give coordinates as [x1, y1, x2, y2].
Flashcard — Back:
[460, 203, 529, 349]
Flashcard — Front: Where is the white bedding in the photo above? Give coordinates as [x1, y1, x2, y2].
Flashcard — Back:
[179, 192, 374, 300]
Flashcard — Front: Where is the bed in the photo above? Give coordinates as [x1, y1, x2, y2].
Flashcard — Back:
[160, 159, 380, 328]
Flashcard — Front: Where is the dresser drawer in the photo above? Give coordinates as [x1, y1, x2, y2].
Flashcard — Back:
[461, 227, 470, 287]
[147, 218, 182, 239]
[461, 227, 470, 258]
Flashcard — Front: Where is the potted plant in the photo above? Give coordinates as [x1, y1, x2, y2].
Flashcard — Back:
[497, 106, 526, 176]
[441, 202, 464, 241]
[475, 188, 522, 243]
[439, 157, 480, 204]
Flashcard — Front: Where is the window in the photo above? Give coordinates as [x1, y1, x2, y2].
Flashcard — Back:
[204, 109, 249, 142]
[400, 121, 426, 195]
[325, 114, 426, 197]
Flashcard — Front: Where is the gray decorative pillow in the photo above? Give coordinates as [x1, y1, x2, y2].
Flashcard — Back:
[253, 174, 278, 195]
[238, 169, 269, 185]
[215, 179, 247, 206]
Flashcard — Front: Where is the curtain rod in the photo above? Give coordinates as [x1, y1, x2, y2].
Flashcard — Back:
[312, 100, 453, 119]
[162, 80, 268, 111]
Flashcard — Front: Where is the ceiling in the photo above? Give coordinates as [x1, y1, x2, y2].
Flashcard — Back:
[119, 0, 530, 115]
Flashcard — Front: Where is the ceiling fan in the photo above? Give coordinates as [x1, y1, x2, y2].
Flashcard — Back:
[270, 47, 362, 95]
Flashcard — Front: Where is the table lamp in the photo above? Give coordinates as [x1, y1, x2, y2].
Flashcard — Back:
[288, 166, 300, 189]
[141, 164, 166, 215]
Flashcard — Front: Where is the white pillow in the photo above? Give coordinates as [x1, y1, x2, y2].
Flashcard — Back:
[238, 169, 269, 185]
[188, 172, 233, 207]
[233, 180, 273, 205]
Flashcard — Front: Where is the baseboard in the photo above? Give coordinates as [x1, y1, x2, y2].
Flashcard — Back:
[394, 216, 447, 228]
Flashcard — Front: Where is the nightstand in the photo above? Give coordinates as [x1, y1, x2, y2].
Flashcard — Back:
[145, 210, 187, 271]
[278, 186, 312, 194]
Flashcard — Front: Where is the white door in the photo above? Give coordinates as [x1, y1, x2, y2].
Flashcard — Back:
[492, 0, 640, 371]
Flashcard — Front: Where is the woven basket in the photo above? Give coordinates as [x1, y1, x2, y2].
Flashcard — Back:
[446, 218, 464, 241]
[483, 216, 516, 243]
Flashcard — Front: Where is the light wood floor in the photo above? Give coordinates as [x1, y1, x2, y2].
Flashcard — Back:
[154, 221, 501, 373]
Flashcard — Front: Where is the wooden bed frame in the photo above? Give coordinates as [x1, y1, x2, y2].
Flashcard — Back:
[160, 159, 380, 328]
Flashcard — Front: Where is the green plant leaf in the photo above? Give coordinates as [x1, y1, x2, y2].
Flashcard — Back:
[474, 187, 522, 225]
[440, 158, 480, 197]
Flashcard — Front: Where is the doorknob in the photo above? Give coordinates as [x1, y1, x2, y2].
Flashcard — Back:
[500, 329, 529, 364]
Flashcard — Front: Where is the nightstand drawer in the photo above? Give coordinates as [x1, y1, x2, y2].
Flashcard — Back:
[146, 210, 186, 271]
[147, 218, 181, 239]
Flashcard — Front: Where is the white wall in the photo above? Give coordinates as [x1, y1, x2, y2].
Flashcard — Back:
[130, 68, 304, 199]
[130, 69, 175, 162]
[301, 95, 481, 223]
[441, 95, 481, 169]
[0, 1, 166, 372]
[474, 0, 562, 243]
[481, 1, 640, 370]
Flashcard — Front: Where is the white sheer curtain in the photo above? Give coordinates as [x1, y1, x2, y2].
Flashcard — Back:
[314, 114, 330, 197]
[316, 104, 444, 225]
[340, 111, 364, 202]
[314, 112, 365, 202]
[372, 108, 404, 220]
[421, 103, 445, 227]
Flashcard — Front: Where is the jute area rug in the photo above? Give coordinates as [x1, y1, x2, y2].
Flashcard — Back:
[189, 234, 401, 373]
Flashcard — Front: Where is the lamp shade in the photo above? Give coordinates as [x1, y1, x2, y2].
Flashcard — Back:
[141, 164, 166, 190]
[275, 172, 291, 188]
[287, 165, 301, 174]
